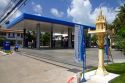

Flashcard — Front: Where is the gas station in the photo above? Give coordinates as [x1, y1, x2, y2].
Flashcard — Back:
[6, 13, 95, 49]
[6, 11, 118, 82]
[0, 0, 124, 82]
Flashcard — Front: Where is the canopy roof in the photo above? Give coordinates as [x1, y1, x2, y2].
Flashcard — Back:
[6, 13, 95, 29]
[5, 13, 95, 34]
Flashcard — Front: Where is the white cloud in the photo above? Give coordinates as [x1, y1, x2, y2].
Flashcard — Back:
[11, 10, 22, 19]
[0, 0, 10, 11]
[32, 2, 42, 16]
[90, 7, 117, 24]
[67, 0, 92, 25]
[51, 8, 64, 17]
[67, 0, 117, 26]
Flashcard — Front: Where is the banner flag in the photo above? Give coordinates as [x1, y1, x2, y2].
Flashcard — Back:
[74, 25, 86, 63]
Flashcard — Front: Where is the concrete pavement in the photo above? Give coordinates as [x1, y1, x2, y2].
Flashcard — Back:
[18, 48, 125, 69]
[0, 48, 125, 83]
[0, 52, 75, 83]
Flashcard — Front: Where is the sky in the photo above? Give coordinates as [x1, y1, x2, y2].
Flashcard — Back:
[0, 0, 125, 26]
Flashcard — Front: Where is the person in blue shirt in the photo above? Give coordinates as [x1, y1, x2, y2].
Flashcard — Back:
[14, 44, 19, 52]
[104, 35, 113, 63]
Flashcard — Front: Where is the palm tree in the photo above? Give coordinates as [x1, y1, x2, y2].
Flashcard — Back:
[112, 4, 125, 32]
[118, 4, 125, 23]
[112, 4, 125, 54]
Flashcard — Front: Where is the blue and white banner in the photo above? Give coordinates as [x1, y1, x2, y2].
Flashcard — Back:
[74, 25, 86, 63]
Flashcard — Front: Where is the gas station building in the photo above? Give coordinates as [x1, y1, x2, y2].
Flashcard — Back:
[6, 13, 95, 49]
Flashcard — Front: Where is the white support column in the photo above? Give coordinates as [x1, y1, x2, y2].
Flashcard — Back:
[15, 33, 18, 44]
[68, 27, 72, 48]
[6, 33, 8, 39]
[50, 24, 53, 48]
[36, 23, 40, 49]
[23, 28, 26, 47]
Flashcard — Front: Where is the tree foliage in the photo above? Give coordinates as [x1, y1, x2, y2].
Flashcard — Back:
[40, 32, 50, 46]
[91, 35, 97, 43]
[112, 4, 125, 54]
[26, 31, 35, 42]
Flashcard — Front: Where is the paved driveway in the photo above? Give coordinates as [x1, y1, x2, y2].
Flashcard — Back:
[18, 48, 125, 70]
[0, 53, 75, 83]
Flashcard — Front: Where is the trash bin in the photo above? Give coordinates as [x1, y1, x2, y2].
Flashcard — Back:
[3, 41, 10, 51]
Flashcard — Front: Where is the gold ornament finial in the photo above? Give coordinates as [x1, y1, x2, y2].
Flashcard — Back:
[98, 7, 102, 16]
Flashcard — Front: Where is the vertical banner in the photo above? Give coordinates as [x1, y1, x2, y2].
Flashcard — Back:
[74, 25, 86, 82]
[74, 25, 86, 63]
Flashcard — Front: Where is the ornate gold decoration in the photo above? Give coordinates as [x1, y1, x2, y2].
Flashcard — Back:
[88, 9, 108, 76]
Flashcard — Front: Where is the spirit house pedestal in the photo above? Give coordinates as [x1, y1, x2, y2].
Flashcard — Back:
[88, 9, 108, 76]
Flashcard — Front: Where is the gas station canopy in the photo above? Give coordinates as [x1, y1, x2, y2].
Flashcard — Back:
[6, 13, 95, 33]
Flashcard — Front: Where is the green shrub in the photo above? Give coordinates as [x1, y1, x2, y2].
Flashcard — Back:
[4, 50, 13, 54]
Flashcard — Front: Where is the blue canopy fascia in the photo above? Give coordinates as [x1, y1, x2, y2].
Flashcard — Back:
[6, 13, 95, 29]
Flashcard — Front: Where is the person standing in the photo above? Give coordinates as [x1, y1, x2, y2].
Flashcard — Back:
[104, 35, 113, 63]
[14, 43, 19, 52]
